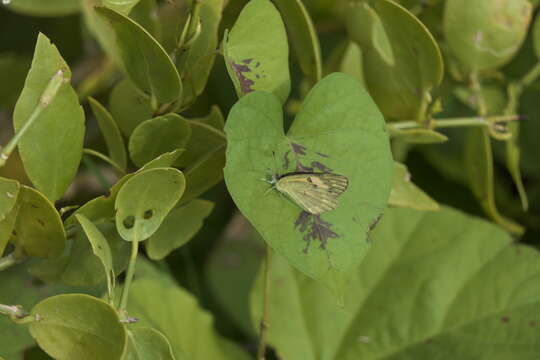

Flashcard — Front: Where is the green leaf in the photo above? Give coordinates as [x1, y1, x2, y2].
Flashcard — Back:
[13, 33, 85, 202]
[141, 148, 185, 170]
[389, 162, 439, 211]
[0, 206, 17, 257]
[88, 97, 128, 171]
[224, 0, 290, 103]
[129, 0, 160, 37]
[444, 0, 532, 72]
[464, 128, 523, 234]
[29, 221, 129, 286]
[192, 105, 225, 130]
[109, 79, 154, 137]
[104, 0, 140, 15]
[0, 177, 20, 221]
[129, 114, 192, 168]
[75, 214, 116, 303]
[339, 41, 365, 86]
[115, 168, 186, 241]
[30, 294, 127, 360]
[82, 0, 122, 66]
[224, 73, 393, 300]
[125, 327, 176, 360]
[533, 14, 540, 58]
[251, 206, 540, 359]
[182, 144, 226, 204]
[146, 199, 214, 260]
[5, 0, 80, 16]
[389, 127, 449, 144]
[95, 6, 182, 104]
[177, 0, 224, 106]
[127, 278, 250, 360]
[0, 266, 102, 358]
[347, 0, 443, 120]
[273, 0, 322, 84]
[10, 186, 65, 258]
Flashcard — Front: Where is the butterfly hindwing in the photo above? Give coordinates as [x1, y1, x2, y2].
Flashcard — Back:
[275, 173, 348, 214]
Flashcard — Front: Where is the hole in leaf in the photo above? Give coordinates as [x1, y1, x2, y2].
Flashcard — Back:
[123, 216, 135, 229]
[143, 209, 154, 219]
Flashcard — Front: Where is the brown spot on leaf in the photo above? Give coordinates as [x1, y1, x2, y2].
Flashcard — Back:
[242, 58, 254, 64]
[291, 142, 307, 155]
[501, 316, 510, 324]
[296, 162, 313, 172]
[312, 161, 332, 172]
[529, 321, 536, 327]
[37, 219, 45, 227]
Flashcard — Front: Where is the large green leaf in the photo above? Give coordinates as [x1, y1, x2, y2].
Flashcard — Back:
[0, 177, 20, 221]
[5, 0, 80, 16]
[273, 0, 322, 84]
[146, 199, 214, 260]
[127, 278, 250, 360]
[224, 0, 290, 103]
[125, 327, 176, 360]
[224, 73, 393, 299]
[10, 186, 65, 259]
[88, 97, 127, 171]
[177, 0, 224, 106]
[30, 294, 127, 360]
[444, 0, 532, 72]
[115, 168, 185, 241]
[95, 7, 182, 104]
[13, 33, 85, 202]
[251, 206, 540, 359]
[347, 0, 443, 120]
[128, 114, 191, 168]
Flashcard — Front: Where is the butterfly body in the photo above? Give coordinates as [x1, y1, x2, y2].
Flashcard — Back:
[268, 172, 349, 214]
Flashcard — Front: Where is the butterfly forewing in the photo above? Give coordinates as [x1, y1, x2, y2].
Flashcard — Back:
[275, 173, 349, 214]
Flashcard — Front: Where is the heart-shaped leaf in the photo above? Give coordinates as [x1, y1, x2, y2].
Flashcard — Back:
[30, 294, 127, 360]
[223, 0, 290, 103]
[115, 168, 186, 241]
[224, 73, 393, 299]
[251, 206, 540, 359]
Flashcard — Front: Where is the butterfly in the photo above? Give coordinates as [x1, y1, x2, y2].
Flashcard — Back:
[266, 172, 349, 214]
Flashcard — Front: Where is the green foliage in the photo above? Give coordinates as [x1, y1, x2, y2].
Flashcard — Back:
[1, 0, 540, 358]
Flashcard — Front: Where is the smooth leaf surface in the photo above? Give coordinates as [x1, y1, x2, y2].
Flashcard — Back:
[224, 73, 393, 299]
[82, 0, 122, 66]
[182, 144, 226, 204]
[388, 127, 448, 144]
[389, 162, 439, 211]
[273, 0, 322, 84]
[146, 199, 214, 260]
[109, 79, 154, 137]
[177, 0, 224, 106]
[127, 278, 250, 360]
[251, 206, 540, 359]
[0, 206, 17, 257]
[347, 0, 443, 120]
[13, 33, 85, 202]
[29, 221, 129, 286]
[88, 97, 128, 171]
[5, 0, 80, 16]
[75, 214, 116, 302]
[129, 113, 191, 168]
[10, 186, 65, 258]
[444, 0, 532, 72]
[115, 168, 185, 241]
[95, 7, 182, 103]
[104, 0, 140, 14]
[141, 148, 185, 170]
[125, 327, 176, 360]
[224, 0, 290, 103]
[30, 294, 127, 360]
[0, 177, 19, 221]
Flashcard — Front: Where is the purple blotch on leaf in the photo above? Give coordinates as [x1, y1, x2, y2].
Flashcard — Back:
[312, 161, 332, 172]
[231, 61, 255, 94]
[296, 162, 313, 172]
[291, 142, 307, 155]
[501, 316, 510, 324]
[283, 151, 290, 170]
[316, 151, 330, 158]
[242, 58, 254, 64]
[294, 212, 339, 253]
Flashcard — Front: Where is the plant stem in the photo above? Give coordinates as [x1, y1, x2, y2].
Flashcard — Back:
[119, 238, 139, 313]
[0, 69, 65, 168]
[82, 148, 126, 176]
[520, 62, 540, 88]
[0, 304, 25, 317]
[388, 114, 519, 132]
[257, 245, 272, 360]
[185, 0, 202, 46]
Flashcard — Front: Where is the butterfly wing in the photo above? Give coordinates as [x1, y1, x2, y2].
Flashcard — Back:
[276, 173, 348, 214]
